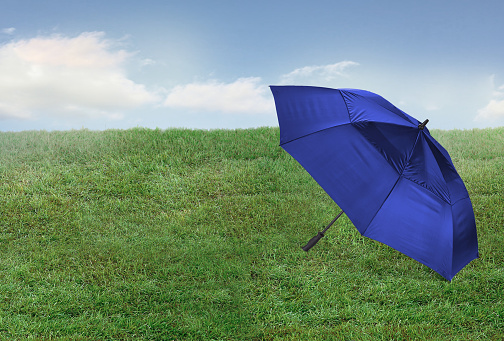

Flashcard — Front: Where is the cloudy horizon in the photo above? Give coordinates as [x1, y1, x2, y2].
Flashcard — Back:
[1, 1, 504, 131]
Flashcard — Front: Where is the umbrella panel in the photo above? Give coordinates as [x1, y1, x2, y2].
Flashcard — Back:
[353, 121, 419, 174]
[364, 176, 454, 279]
[282, 123, 400, 232]
[451, 197, 479, 276]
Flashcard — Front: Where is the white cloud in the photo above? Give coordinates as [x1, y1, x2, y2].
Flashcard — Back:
[476, 99, 504, 121]
[475, 78, 504, 122]
[164, 77, 274, 114]
[0, 32, 158, 120]
[163, 62, 360, 116]
[1, 27, 15, 35]
[140, 58, 156, 66]
[424, 104, 441, 111]
[280, 61, 359, 84]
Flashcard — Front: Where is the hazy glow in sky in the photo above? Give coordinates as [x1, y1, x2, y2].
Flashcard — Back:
[1, 0, 504, 131]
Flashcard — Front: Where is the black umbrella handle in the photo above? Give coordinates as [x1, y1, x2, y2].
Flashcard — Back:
[301, 232, 325, 251]
[301, 210, 344, 252]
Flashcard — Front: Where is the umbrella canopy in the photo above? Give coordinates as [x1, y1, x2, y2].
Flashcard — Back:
[270, 85, 478, 281]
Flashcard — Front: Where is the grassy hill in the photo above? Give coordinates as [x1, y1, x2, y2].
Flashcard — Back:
[0, 127, 503, 340]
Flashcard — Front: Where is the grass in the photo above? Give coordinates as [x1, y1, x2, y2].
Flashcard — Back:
[0, 126, 502, 340]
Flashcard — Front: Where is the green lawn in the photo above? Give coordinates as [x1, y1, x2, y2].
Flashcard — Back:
[0, 127, 502, 340]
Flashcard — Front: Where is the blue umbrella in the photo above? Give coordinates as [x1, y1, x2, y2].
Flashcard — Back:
[270, 85, 478, 281]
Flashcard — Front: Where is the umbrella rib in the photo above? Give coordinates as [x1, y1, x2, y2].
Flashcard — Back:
[340, 89, 353, 123]
[279, 122, 352, 147]
[361, 131, 423, 235]
[340, 89, 418, 126]
[281, 120, 415, 148]
[361, 174, 402, 236]
[402, 131, 453, 205]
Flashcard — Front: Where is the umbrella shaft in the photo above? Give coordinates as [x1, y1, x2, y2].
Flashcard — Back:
[322, 210, 344, 234]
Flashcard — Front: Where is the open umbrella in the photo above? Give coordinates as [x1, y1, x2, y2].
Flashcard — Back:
[270, 85, 478, 281]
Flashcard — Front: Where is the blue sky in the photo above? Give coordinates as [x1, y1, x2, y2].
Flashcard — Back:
[1, 0, 504, 131]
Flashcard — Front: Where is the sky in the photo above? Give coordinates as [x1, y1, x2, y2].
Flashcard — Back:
[1, 0, 504, 132]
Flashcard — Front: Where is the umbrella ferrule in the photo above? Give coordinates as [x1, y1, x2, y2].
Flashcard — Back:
[418, 119, 429, 130]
